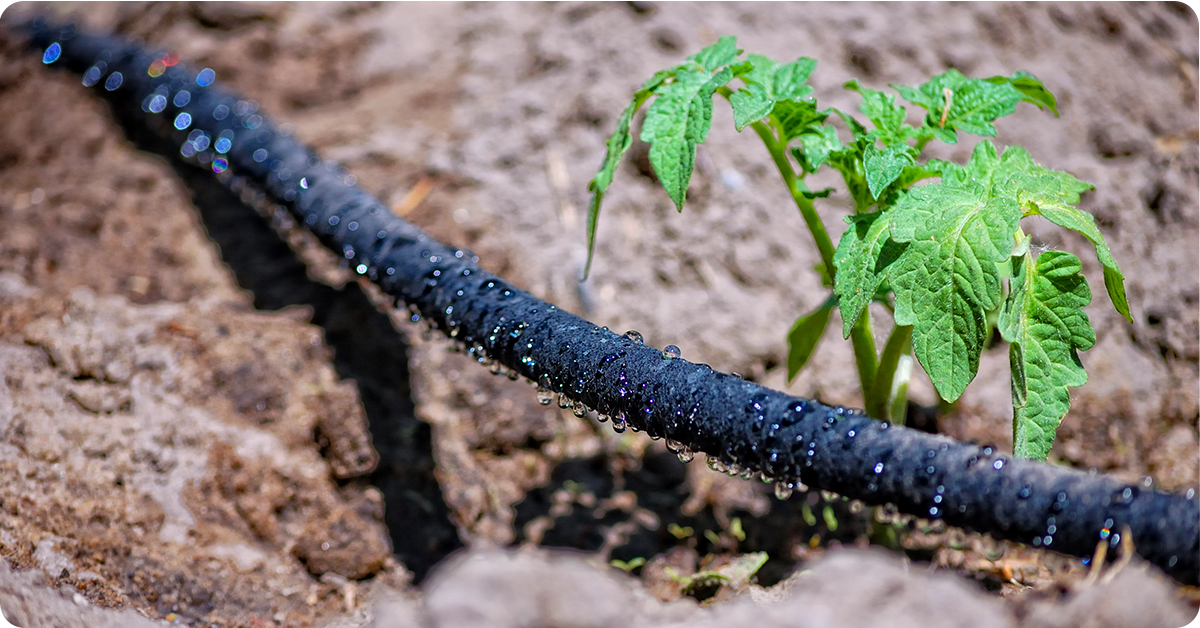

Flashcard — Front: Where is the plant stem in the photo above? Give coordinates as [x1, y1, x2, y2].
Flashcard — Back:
[748, 121, 837, 275]
[748, 119, 878, 397]
[849, 309, 878, 397]
[867, 323, 913, 420]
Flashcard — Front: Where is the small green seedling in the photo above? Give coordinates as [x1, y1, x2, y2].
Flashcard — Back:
[610, 556, 647, 572]
[585, 37, 1130, 460]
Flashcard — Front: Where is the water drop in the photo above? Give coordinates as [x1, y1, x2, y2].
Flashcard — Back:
[662, 345, 681, 360]
[572, 404, 589, 418]
[623, 330, 644, 344]
[992, 459, 1005, 470]
[611, 413, 627, 433]
[42, 42, 62, 64]
[82, 65, 103, 86]
[145, 93, 168, 113]
[596, 413, 610, 423]
[536, 387, 553, 406]
[775, 483, 794, 500]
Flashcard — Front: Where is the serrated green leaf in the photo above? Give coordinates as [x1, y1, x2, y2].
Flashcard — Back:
[585, 70, 674, 278]
[641, 65, 734, 210]
[845, 80, 908, 135]
[863, 143, 917, 198]
[1000, 250, 1094, 460]
[689, 36, 740, 72]
[730, 56, 817, 132]
[986, 147, 1131, 322]
[834, 211, 902, 336]
[874, 164, 940, 209]
[897, 69, 1039, 144]
[825, 139, 873, 210]
[787, 296, 836, 382]
[730, 83, 774, 131]
[740, 53, 778, 83]
[794, 124, 841, 172]
[894, 68, 966, 111]
[1030, 204, 1132, 322]
[924, 158, 967, 186]
[889, 142, 1025, 401]
[772, 57, 817, 100]
[987, 70, 1058, 115]
[946, 80, 1020, 137]
[774, 100, 826, 143]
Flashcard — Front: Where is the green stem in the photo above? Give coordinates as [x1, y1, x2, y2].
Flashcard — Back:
[747, 118, 878, 396]
[866, 324, 913, 420]
[748, 120, 837, 275]
[849, 309, 878, 398]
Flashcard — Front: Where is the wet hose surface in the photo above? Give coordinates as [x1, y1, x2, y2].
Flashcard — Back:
[23, 22, 1199, 586]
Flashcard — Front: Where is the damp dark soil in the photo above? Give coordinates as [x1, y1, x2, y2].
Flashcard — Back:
[0, 3, 1196, 627]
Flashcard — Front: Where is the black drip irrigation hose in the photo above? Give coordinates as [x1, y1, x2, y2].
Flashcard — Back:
[19, 21, 1199, 586]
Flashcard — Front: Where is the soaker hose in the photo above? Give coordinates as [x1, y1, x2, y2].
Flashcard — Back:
[20, 20, 1198, 585]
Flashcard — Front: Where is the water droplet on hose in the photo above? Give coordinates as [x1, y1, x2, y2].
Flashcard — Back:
[42, 42, 62, 64]
[623, 330, 643, 344]
[662, 345, 681, 360]
[774, 483, 794, 500]
[611, 413, 627, 433]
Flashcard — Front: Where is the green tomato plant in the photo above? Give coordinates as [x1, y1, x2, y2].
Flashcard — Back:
[584, 37, 1131, 461]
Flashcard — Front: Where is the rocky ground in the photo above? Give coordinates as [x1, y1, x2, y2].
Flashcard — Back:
[0, 2, 1196, 627]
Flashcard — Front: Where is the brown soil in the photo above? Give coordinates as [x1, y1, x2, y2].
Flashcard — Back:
[0, 2, 1196, 627]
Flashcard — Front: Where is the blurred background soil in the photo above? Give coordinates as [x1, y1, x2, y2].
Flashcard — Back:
[0, 2, 1196, 627]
